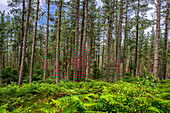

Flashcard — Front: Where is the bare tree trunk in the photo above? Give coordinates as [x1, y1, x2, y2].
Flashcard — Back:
[134, 0, 139, 77]
[6, 38, 8, 66]
[18, 0, 31, 86]
[68, 37, 73, 79]
[66, 38, 68, 79]
[19, 0, 25, 71]
[56, 0, 62, 84]
[29, 0, 39, 83]
[153, 0, 161, 81]
[115, 0, 118, 72]
[106, 0, 115, 81]
[43, 0, 50, 83]
[73, 0, 80, 82]
[115, 0, 124, 82]
[79, 0, 85, 81]
[81, 0, 88, 81]
[122, 2, 128, 77]
[102, 31, 105, 70]
[160, 0, 169, 80]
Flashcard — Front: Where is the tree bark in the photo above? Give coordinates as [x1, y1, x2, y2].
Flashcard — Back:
[79, 0, 85, 81]
[43, 0, 50, 83]
[81, 0, 88, 80]
[73, 0, 80, 82]
[102, 31, 105, 70]
[29, 0, 39, 83]
[160, 0, 169, 80]
[56, 0, 62, 84]
[18, 0, 31, 86]
[122, 2, 128, 77]
[106, 0, 115, 81]
[115, 0, 123, 82]
[134, 0, 139, 77]
[19, 0, 25, 72]
[153, 0, 161, 81]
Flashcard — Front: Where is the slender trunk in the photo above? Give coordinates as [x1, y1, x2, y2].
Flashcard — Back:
[160, 0, 169, 80]
[88, 16, 94, 79]
[43, 0, 50, 82]
[79, 0, 85, 81]
[66, 38, 68, 79]
[134, 0, 139, 77]
[18, 0, 31, 86]
[29, 0, 39, 83]
[102, 31, 105, 69]
[19, 0, 25, 71]
[115, 0, 124, 82]
[122, 2, 128, 77]
[68, 37, 73, 79]
[27, 46, 29, 67]
[73, 0, 80, 82]
[115, 0, 118, 71]
[106, 0, 115, 81]
[82, 0, 88, 81]
[6, 38, 8, 66]
[153, 0, 161, 81]
[56, 0, 62, 84]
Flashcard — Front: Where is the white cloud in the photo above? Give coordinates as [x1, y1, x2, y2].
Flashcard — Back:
[0, 0, 11, 13]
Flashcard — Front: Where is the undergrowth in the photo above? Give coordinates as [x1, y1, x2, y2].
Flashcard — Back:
[0, 78, 169, 113]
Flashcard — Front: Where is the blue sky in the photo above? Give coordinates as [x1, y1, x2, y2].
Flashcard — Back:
[0, 0, 103, 13]
[0, 0, 156, 33]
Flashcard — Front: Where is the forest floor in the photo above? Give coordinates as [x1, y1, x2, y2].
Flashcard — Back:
[0, 76, 170, 113]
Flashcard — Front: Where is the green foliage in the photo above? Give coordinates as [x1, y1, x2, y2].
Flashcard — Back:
[1, 66, 18, 85]
[0, 79, 169, 112]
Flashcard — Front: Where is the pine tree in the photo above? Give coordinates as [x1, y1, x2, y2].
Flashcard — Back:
[18, 0, 31, 86]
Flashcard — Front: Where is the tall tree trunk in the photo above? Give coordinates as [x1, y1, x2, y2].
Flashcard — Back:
[79, 0, 85, 81]
[73, 0, 80, 82]
[115, 0, 118, 72]
[66, 38, 68, 79]
[56, 0, 62, 84]
[102, 31, 105, 70]
[29, 0, 39, 83]
[68, 37, 73, 79]
[18, 0, 31, 86]
[43, 0, 50, 82]
[160, 0, 169, 80]
[106, 0, 115, 81]
[88, 24, 92, 79]
[115, 0, 123, 82]
[153, 0, 161, 81]
[134, 0, 139, 77]
[122, 2, 128, 77]
[19, 0, 25, 71]
[6, 38, 8, 66]
[81, 0, 88, 80]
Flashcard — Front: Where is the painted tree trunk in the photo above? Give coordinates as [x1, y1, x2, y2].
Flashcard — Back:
[160, 0, 169, 80]
[29, 0, 39, 83]
[43, 0, 50, 83]
[106, 0, 115, 81]
[73, 0, 80, 82]
[115, 0, 123, 82]
[56, 0, 62, 84]
[153, 0, 161, 81]
[18, 0, 31, 86]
